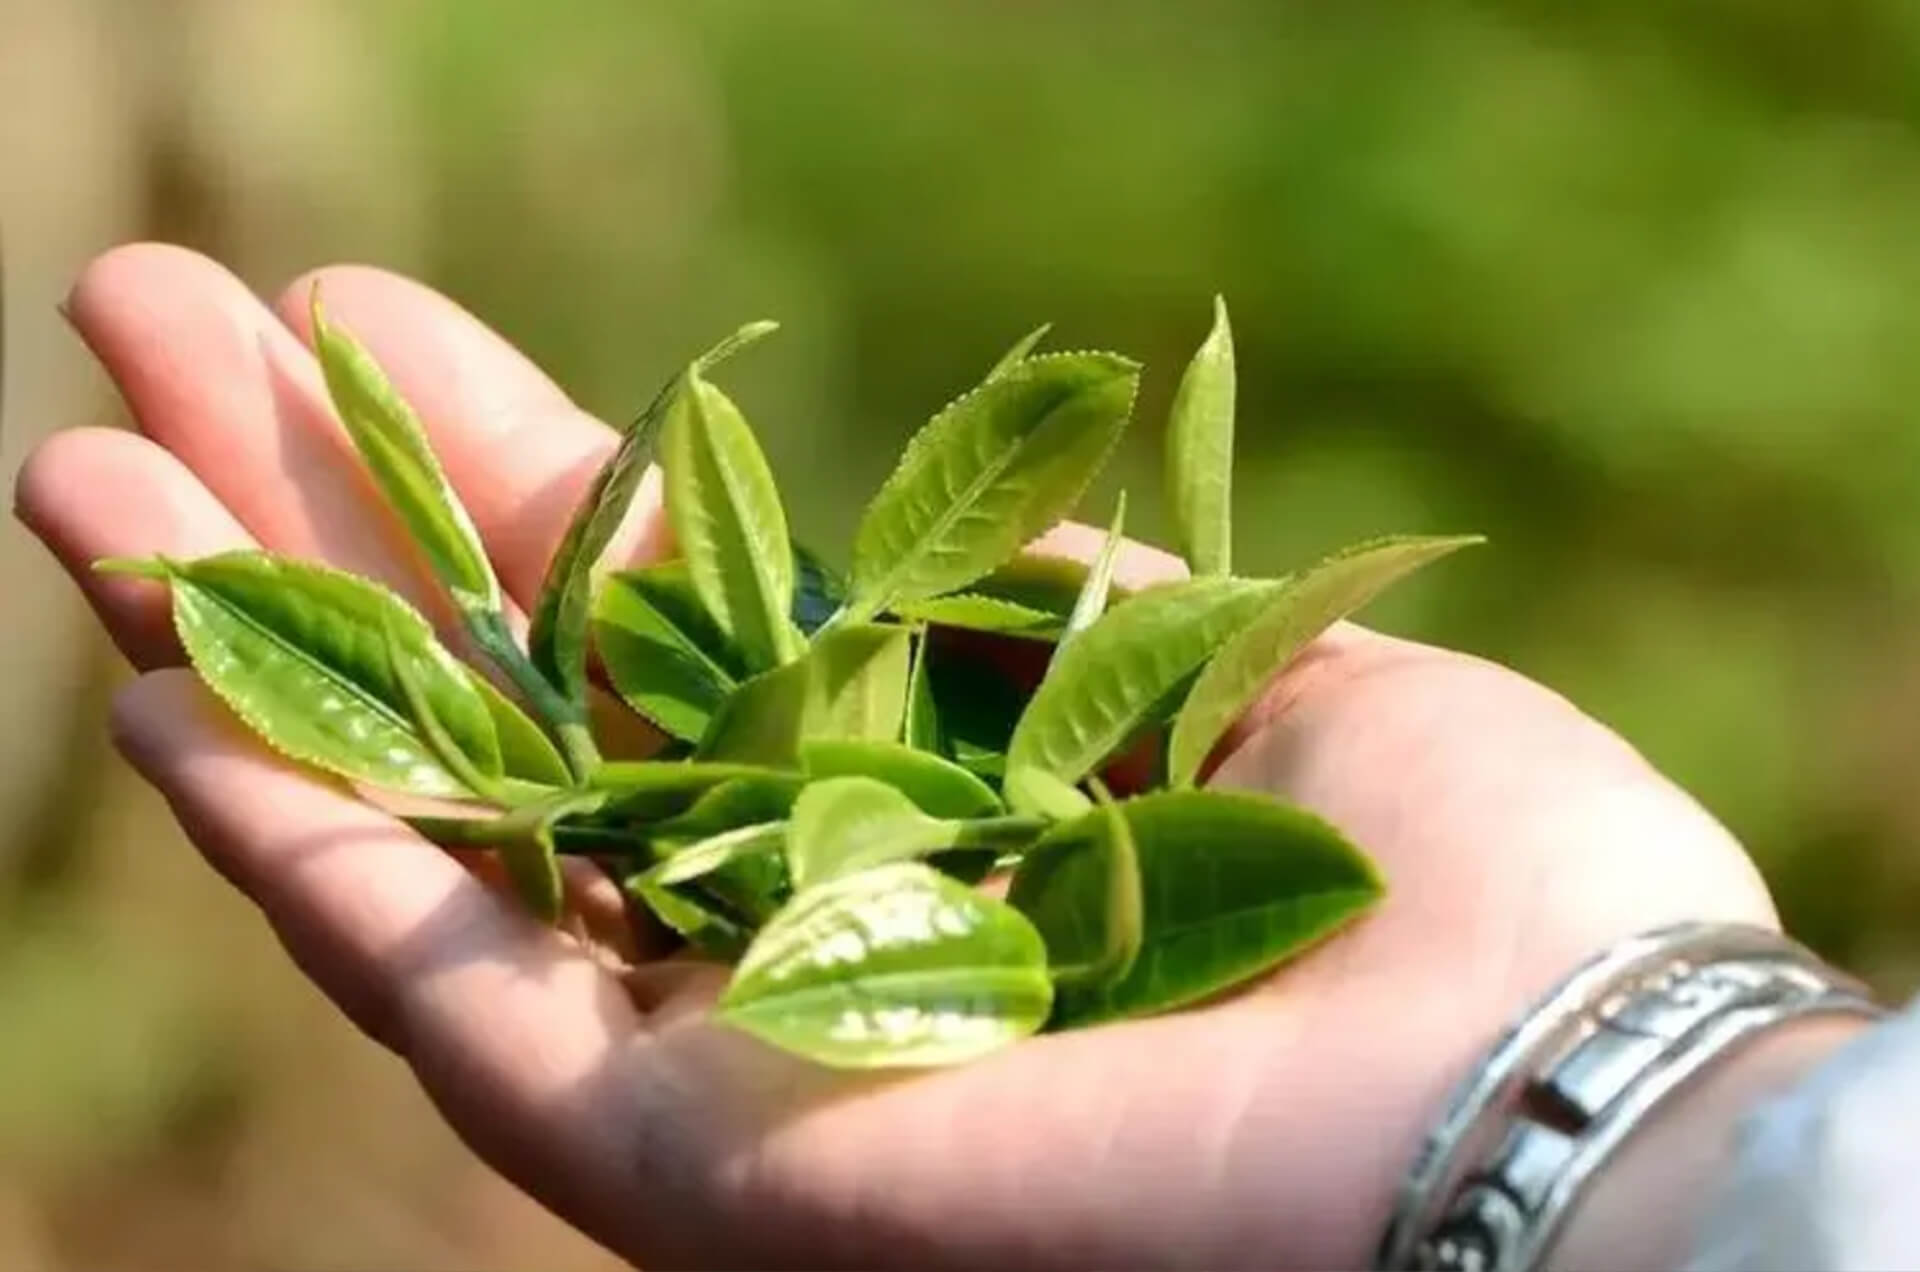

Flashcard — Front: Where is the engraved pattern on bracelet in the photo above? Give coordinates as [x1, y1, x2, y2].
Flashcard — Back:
[1375, 924, 1885, 1272]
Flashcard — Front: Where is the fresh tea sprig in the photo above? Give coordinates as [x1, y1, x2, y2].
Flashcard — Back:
[99, 295, 1480, 1070]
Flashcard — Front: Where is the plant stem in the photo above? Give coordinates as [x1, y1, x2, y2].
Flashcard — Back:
[463, 608, 603, 779]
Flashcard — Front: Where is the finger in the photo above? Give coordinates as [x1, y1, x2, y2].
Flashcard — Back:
[65, 244, 450, 615]
[13, 427, 255, 667]
[110, 668, 649, 1222]
[273, 265, 670, 607]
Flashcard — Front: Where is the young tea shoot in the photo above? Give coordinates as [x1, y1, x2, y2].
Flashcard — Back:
[101, 296, 1479, 1069]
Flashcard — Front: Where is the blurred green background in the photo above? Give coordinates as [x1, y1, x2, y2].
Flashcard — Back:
[5, 0, 1920, 1266]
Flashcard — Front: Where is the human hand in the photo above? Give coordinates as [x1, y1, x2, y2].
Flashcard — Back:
[16, 245, 1798, 1270]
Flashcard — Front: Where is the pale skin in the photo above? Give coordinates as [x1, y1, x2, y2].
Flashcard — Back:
[14, 244, 1868, 1270]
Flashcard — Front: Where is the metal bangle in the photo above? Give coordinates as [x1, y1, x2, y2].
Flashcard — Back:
[1375, 922, 1885, 1272]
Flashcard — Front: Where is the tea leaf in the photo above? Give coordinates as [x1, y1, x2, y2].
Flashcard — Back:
[310, 293, 500, 615]
[1005, 576, 1283, 786]
[903, 631, 944, 753]
[1009, 789, 1381, 1025]
[105, 552, 502, 798]
[802, 738, 1001, 819]
[1057, 492, 1127, 649]
[694, 658, 814, 768]
[970, 553, 1100, 617]
[662, 365, 799, 671]
[593, 566, 741, 742]
[648, 820, 788, 888]
[847, 352, 1140, 619]
[1167, 535, 1482, 786]
[650, 776, 803, 846]
[1003, 766, 1093, 822]
[1045, 796, 1143, 993]
[983, 322, 1052, 382]
[381, 614, 510, 804]
[718, 862, 1053, 1068]
[1165, 295, 1235, 577]
[890, 593, 1063, 640]
[528, 321, 776, 706]
[791, 542, 848, 637]
[589, 759, 791, 820]
[787, 777, 959, 889]
[487, 790, 609, 922]
[469, 673, 572, 787]
[629, 877, 753, 959]
[804, 622, 912, 741]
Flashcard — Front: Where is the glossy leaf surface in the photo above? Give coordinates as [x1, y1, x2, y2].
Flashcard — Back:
[786, 777, 959, 889]
[802, 738, 1002, 819]
[109, 552, 501, 798]
[890, 593, 1063, 640]
[1005, 576, 1283, 785]
[662, 366, 797, 670]
[468, 673, 572, 787]
[847, 352, 1139, 618]
[1057, 492, 1127, 648]
[719, 863, 1053, 1068]
[1046, 797, 1143, 994]
[594, 565, 741, 742]
[1167, 535, 1481, 786]
[903, 631, 943, 753]
[804, 623, 912, 741]
[528, 321, 775, 705]
[1009, 789, 1381, 1024]
[1003, 766, 1093, 821]
[1164, 295, 1235, 577]
[311, 295, 500, 614]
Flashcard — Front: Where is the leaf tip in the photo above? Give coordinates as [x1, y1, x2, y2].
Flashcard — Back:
[92, 555, 172, 581]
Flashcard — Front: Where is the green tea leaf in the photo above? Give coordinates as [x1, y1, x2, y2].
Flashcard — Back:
[630, 877, 753, 959]
[649, 820, 788, 888]
[804, 623, 912, 741]
[1165, 295, 1235, 577]
[650, 776, 803, 846]
[107, 552, 502, 798]
[1005, 576, 1283, 786]
[528, 321, 776, 706]
[593, 566, 741, 743]
[890, 593, 1063, 640]
[847, 352, 1140, 619]
[1057, 492, 1127, 649]
[791, 542, 848, 637]
[1045, 797, 1143, 994]
[970, 553, 1099, 617]
[381, 613, 511, 804]
[718, 862, 1053, 1068]
[487, 790, 609, 923]
[694, 658, 814, 768]
[1003, 766, 1093, 822]
[1167, 535, 1482, 787]
[662, 364, 798, 670]
[983, 322, 1052, 382]
[310, 293, 500, 615]
[787, 777, 959, 889]
[468, 673, 572, 787]
[1010, 789, 1381, 1025]
[802, 738, 1001, 818]
[589, 759, 790, 819]
[903, 631, 943, 753]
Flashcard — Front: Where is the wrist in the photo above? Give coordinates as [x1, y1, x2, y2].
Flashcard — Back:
[1376, 924, 1883, 1272]
[1547, 1014, 1869, 1272]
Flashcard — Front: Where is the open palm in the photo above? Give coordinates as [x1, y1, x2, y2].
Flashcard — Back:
[16, 246, 1780, 1270]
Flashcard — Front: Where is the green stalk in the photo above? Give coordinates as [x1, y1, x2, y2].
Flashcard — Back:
[464, 608, 602, 779]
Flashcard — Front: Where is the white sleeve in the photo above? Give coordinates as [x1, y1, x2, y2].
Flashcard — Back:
[1684, 994, 1920, 1272]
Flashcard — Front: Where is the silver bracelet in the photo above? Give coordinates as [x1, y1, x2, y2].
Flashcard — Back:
[1374, 923, 1886, 1272]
